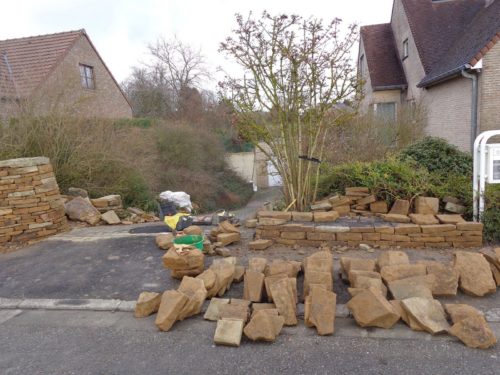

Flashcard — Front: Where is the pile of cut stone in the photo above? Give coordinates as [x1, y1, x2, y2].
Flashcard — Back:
[342, 249, 499, 349]
[136, 251, 337, 346]
[310, 187, 467, 221]
[64, 188, 159, 226]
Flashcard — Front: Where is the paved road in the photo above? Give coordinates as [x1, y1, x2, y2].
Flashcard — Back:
[0, 309, 499, 375]
[1, 188, 500, 374]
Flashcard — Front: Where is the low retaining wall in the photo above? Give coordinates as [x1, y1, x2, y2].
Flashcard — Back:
[255, 222, 484, 249]
[0, 157, 68, 246]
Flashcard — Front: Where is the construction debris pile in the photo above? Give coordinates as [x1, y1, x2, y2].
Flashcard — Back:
[139, 233, 499, 349]
[63, 188, 159, 226]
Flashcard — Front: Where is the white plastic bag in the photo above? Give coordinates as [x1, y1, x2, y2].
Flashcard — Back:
[159, 191, 193, 212]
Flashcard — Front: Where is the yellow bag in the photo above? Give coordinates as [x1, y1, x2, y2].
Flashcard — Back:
[164, 213, 189, 231]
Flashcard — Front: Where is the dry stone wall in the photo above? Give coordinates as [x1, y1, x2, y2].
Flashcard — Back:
[0, 157, 68, 246]
[255, 212, 483, 249]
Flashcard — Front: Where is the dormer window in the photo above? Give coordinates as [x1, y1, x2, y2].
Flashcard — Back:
[402, 39, 409, 60]
[79, 64, 95, 89]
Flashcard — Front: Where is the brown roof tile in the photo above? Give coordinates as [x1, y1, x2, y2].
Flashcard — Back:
[0, 30, 82, 97]
[360, 23, 407, 90]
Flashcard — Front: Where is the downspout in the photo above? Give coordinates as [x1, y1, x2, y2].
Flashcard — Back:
[461, 66, 479, 153]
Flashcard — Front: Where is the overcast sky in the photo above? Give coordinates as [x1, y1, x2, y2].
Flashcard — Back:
[1, 0, 394, 86]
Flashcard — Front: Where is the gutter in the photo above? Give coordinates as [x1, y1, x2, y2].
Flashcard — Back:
[373, 84, 407, 91]
[461, 64, 480, 153]
[417, 66, 464, 88]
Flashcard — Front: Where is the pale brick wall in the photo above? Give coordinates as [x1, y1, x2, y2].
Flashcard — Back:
[479, 42, 500, 133]
[423, 77, 472, 151]
[358, 38, 374, 112]
[31, 35, 132, 119]
[390, 0, 426, 103]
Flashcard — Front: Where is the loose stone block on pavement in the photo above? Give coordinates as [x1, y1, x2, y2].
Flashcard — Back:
[449, 315, 497, 349]
[454, 251, 496, 297]
[304, 286, 336, 336]
[214, 318, 244, 347]
[134, 292, 162, 318]
[269, 278, 297, 326]
[347, 287, 400, 329]
[380, 264, 427, 283]
[204, 298, 230, 321]
[155, 290, 190, 332]
[155, 233, 174, 250]
[244, 310, 285, 342]
[162, 247, 205, 279]
[177, 276, 207, 320]
[400, 297, 449, 335]
[243, 271, 265, 302]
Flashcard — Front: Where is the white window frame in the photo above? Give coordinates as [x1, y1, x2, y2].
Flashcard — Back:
[402, 39, 409, 60]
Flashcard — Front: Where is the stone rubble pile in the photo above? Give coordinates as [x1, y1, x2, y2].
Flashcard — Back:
[63, 188, 159, 226]
[342, 250, 498, 348]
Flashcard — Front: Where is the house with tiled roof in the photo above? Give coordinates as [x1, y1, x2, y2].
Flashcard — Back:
[358, 0, 500, 151]
[0, 29, 132, 122]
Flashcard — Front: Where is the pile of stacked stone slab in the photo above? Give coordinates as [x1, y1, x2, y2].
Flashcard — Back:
[0, 157, 68, 247]
[343, 250, 498, 349]
[64, 189, 159, 226]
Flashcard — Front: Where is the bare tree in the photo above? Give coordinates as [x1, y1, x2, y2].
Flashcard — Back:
[219, 12, 358, 211]
[148, 36, 211, 100]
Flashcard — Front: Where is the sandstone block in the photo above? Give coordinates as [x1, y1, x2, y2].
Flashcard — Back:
[436, 214, 465, 224]
[243, 271, 265, 302]
[217, 232, 240, 246]
[454, 252, 496, 297]
[257, 211, 292, 221]
[64, 196, 101, 225]
[305, 286, 336, 335]
[101, 210, 121, 225]
[183, 225, 203, 236]
[380, 264, 427, 283]
[356, 195, 377, 206]
[456, 222, 483, 231]
[313, 211, 339, 223]
[177, 276, 208, 320]
[341, 257, 376, 273]
[426, 263, 459, 296]
[449, 315, 497, 349]
[409, 214, 439, 225]
[244, 310, 285, 342]
[249, 257, 267, 273]
[155, 233, 174, 250]
[401, 297, 449, 335]
[214, 318, 244, 347]
[347, 288, 400, 329]
[251, 303, 276, 317]
[219, 303, 249, 323]
[377, 251, 409, 270]
[445, 202, 466, 214]
[233, 266, 245, 283]
[258, 218, 287, 226]
[269, 278, 297, 326]
[382, 214, 411, 223]
[421, 224, 456, 234]
[134, 292, 162, 318]
[389, 199, 410, 215]
[414, 197, 439, 215]
[196, 269, 217, 295]
[337, 232, 363, 241]
[204, 298, 230, 321]
[334, 205, 351, 216]
[304, 271, 333, 297]
[155, 290, 189, 331]
[389, 300, 425, 331]
[394, 224, 421, 234]
[245, 219, 258, 228]
[387, 275, 435, 300]
[444, 303, 484, 324]
[291, 211, 313, 222]
[311, 201, 333, 211]
[369, 201, 388, 214]
[249, 239, 273, 250]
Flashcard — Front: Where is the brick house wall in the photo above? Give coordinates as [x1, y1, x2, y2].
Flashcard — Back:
[423, 77, 472, 151]
[28, 35, 132, 119]
[390, 0, 426, 103]
[479, 41, 500, 133]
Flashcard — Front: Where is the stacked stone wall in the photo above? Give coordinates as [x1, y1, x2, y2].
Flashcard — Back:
[0, 157, 68, 246]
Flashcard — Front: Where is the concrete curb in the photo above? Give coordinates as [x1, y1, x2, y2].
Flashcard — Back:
[1, 298, 499, 324]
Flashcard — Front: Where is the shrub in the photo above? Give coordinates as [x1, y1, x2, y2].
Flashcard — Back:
[398, 137, 472, 176]
[318, 158, 433, 206]
[483, 185, 500, 242]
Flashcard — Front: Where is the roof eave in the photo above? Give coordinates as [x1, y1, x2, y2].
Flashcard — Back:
[373, 84, 407, 91]
[417, 66, 467, 88]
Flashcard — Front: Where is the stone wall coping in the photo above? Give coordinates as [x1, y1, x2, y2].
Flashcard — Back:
[0, 157, 50, 169]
